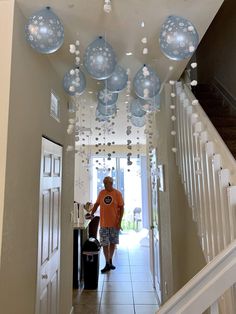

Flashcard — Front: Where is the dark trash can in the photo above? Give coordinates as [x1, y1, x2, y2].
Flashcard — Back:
[82, 237, 101, 289]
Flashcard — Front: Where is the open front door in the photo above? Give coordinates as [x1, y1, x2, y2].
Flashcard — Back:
[36, 138, 62, 314]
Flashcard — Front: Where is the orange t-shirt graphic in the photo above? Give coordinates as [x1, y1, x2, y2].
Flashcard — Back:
[96, 189, 124, 228]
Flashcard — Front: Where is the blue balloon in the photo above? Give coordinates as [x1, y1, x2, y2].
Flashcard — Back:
[140, 94, 161, 113]
[159, 15, 199, 61]
[97, 88, 118, 106]
[63, 68, 86, 96]
[105, 65, 128, 93]
[25, 7, 64, 54]
[130, 115, 146, 128]
[133, 65, 161, 99]
[96, 108, 111, 122]
[97, 102, 117, 116]
[130, 99, 146, 117]
[84, 37, 117, 80]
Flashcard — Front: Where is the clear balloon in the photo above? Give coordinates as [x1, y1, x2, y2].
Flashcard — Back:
[25, 7, 64, 54]
[133, 65, 161, 99]
[84, 36, 117, 80]
[97, 88, 118, 106]
[105, 64, 128, 93]
[97, 102, 117, 116]
[159, 15, 199, 61]
[63, 68, 86, 96]
[130, 115, 146, 128]
[130, 99, 146, 117]
[140, 94, 161, 113]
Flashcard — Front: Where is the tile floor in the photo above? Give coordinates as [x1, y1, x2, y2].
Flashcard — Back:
[73, 230, 160, 314]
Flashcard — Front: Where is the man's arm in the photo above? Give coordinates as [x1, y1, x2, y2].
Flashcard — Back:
[117, 205, 124, 229]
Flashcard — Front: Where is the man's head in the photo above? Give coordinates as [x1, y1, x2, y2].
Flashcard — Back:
[103, 176, 113, 192]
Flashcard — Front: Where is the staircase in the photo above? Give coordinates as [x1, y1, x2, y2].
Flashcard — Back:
[193, 84, 236, 159]
[157, 79, 236, 313]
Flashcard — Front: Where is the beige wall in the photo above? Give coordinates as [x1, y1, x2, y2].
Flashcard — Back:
[0, 3, 74, 314]
[74, 144, 146, 203]
[153, 85, 206, 301]
[0, 0, 15, 266]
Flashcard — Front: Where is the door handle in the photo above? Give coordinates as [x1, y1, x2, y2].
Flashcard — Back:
[42, 274, 48, 280]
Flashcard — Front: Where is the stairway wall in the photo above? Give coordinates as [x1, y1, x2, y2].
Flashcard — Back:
[152, 85, 206, 300]
[196, 0, 236, 101]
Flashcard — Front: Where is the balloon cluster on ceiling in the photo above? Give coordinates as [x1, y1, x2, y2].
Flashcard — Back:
[25, 7, 199, 129]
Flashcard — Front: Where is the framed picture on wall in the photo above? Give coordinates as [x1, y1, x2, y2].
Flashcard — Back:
[50, 90, 60, 122]
[157, 164, 165, 192]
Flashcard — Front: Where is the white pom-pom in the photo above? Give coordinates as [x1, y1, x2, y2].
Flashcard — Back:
[75, 40, 80, 46]
[172, 147, 177, 153]
[69, 44, 76, 54]
[141, 37, 147, 44]
[143, 88, 149, 98]
[191, 80, 198, 86]
[171, 93, 176, 98]
[169, 80, 175, 85]
[69, 118, 75, 124]
[192, 99, 199, 106]
[75, 68, 80, 75]
[171, 131, 176, 136]
[143, 48, 148, 55]
[189, 45, 195, 53]
[69, 86, 75, 92]
[70, 69, 75, 75]
[169, 66, 174, 71]
[66, 145, 74, 152]
[75, 50, 80, 56]
[191, 62, 197, 69]
[75, 57, 80, 65]
[104, 3, 112, 13]
[171, 115, 176, 121]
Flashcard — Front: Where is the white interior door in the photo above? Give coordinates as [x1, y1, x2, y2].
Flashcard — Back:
[36, 138, 62, 314]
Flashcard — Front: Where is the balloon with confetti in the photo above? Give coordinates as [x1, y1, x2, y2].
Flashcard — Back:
[25, 7, 64, 54]
[140, 94, 161, 113]
[105, 64, 128, 93]
[159, 15, 199, 60]
[84, 36, 117, 80]
[130, 99, 146, 117]
[63, 68, 86, 96]
[133, 65, 161, 99]
[97, 88, 118, 106]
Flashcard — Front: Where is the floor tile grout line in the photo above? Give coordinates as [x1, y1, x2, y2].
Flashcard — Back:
[128, 246, 136, 314]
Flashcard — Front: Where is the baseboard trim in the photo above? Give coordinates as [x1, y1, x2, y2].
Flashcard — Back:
[69, 306, 74, 314]
[213, 77, 236, 108]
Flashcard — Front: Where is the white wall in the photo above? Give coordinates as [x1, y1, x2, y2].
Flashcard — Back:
[0, 3, 74, 314]
[0, 0, 15, 267]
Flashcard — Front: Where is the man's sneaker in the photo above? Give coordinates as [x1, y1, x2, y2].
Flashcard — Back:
[101, 263, 110, 274]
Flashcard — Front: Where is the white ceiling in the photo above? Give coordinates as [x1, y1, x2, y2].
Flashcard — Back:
[17, 0, 223, 145]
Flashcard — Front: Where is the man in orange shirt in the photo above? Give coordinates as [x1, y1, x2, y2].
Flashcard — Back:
[91, 176, 124, 273]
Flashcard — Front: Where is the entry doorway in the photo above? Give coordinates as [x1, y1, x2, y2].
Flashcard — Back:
[91, 156, 148, 232]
